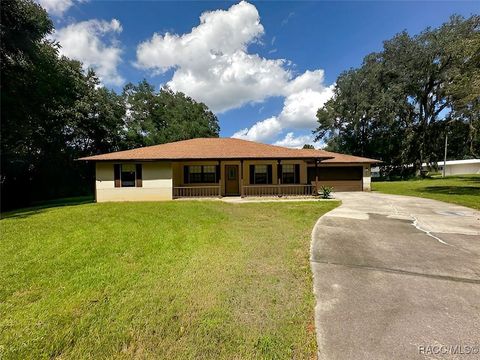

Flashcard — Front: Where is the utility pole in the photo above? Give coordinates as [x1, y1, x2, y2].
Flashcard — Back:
[443, 132, 448, 178]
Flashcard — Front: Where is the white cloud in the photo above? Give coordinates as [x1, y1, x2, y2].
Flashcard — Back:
[136, 1, 294, 112]
[274, 133, 313, 148]
[136, 0, 334, 143]
[280, 86, 335, 128]
[274, 132, 320, 149]
[232, 117, 282, 143]
[285, 69, 326, 94]
[37, 0, 75, 16]
[232, 84, 334, 143]
[52, 19, 124, 85]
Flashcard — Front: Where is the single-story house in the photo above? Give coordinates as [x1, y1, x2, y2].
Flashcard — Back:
[423, 159, 480, 176]
[79, 138, 380, 202]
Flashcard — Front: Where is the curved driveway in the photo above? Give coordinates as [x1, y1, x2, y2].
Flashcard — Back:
[311, 192, 480, 360]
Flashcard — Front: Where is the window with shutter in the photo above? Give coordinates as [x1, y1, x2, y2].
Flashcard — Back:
[254, 165, 268, 184]
[121, 164, 136, 187]
[184, 165, 218, 183]
[282, 164, 295, 184]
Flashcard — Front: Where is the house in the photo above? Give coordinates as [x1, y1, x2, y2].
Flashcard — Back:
[423, 159, 480, 176]
[78, 138, 380, 202]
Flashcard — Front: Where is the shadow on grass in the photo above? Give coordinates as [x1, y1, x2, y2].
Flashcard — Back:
[1, 196, 95, 220]
[419, 186, 480, 196]
[456, 176, 480, 183]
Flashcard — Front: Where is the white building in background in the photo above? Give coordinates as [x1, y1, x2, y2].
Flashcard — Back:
[372, 159, 480, 178]
[423, 159, 480, 176]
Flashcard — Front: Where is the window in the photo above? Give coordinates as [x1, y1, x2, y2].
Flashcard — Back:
[185, 165, 218, 183]
[227, 166, 237, 180]
[189, 165, 203, 183]
[282, 164, 295, 184]
[254, 165, 268, 184]
[121, 164, 136, 187]
[203, 165, 216, 183]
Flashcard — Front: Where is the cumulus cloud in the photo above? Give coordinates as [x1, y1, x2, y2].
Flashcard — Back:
[136, 1, 334, 143]
[52, 19, 124, 85]
[274, 132, 319, 148]
[280, 85, 335, 128]
[232, 117, 282, 143]
[233, 83, 334, 144]
[37, 0, 75, 16]
[136, 1, 294, 112]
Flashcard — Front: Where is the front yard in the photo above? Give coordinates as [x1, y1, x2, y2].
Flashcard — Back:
[0, 200, 338, 359]
[372, 175, 480, 210]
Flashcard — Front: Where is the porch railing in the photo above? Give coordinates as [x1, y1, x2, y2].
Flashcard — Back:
[173, 186, 221, 198]
[243, 184, 315, 197]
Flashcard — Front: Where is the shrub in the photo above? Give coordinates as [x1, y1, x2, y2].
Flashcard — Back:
[319, 186, 333, 199]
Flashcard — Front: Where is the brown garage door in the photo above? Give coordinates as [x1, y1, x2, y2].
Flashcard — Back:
[308, 166, 363, 191]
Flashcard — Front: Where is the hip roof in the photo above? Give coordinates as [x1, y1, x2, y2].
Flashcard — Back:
[78, 137, 381, 163]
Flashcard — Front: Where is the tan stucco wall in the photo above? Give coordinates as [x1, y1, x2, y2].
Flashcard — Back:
[96, 162, 172, 202]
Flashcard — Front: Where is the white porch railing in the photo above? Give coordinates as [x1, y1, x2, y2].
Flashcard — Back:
[173, 186, 221, 198]
[243, 184, 315, 197]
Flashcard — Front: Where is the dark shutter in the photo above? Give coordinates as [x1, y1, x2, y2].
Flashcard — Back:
[249, 165, 255, 184]
[294, 164, 300, 184]
[277, 164, 282, 183]
[216, 165, 220, 183]
[114, 164, 121, 187]
[184, 166, 189, 184]
[267, 165, 273, 184]
[136, 164, 142, 187]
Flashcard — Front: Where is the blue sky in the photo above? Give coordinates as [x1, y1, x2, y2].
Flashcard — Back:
[41, 0, 478, 147]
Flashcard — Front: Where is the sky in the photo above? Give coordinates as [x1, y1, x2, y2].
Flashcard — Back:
[39, 0, 479, 148]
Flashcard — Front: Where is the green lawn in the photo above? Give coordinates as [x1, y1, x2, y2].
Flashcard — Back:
[372, 175, 480, 210]
[0, 200, 338, 359]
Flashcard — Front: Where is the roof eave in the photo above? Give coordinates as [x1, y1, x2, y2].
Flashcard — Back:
[77, 155, 336, 162]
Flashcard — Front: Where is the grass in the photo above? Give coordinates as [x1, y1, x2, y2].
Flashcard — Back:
[372, 174, 480, 210]
[0, 200, 338, 359]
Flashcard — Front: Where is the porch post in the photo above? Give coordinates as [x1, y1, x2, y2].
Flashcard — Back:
[277, 160, 281, 197]
[240, 159, 244, 197]
[218, 160, 222, 197]
[315, 159, 319, 196]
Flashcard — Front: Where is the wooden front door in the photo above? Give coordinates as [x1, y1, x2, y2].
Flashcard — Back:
[225, 165, 239, 195]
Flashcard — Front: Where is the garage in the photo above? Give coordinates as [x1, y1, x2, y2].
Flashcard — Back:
[308, 166, 363, 191]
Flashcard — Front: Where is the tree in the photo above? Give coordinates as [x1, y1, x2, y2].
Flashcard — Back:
[314, 15, 480, 174]
[1, 0, 126, 208]
[1, 0, 220, 210]
[122, 81, 219, 148]
[302, 144, 315, 149]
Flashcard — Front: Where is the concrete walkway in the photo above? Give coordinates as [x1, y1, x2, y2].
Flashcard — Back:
[311, 192, 480, 360]
[175, 196, 337, 203]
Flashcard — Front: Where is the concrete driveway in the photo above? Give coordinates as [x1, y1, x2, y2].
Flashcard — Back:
[311, 192, 480, 360]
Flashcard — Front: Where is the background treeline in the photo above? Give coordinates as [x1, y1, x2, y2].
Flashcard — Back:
[315, 15, 480, 178]
[1, 0, 219, 210]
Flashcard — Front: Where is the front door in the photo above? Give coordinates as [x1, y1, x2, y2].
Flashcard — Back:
[225, 165, 239, 195]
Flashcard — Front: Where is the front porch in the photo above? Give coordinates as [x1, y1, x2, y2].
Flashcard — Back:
[172, 159, 322, 199]
[173, 184, 317, 198]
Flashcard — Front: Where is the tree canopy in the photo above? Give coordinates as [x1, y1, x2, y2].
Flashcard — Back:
[315, 15, 480, 176]
[1, 0, 219, 209]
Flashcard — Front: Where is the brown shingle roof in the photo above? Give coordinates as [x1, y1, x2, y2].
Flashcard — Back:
[78, 138, 380, 163]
